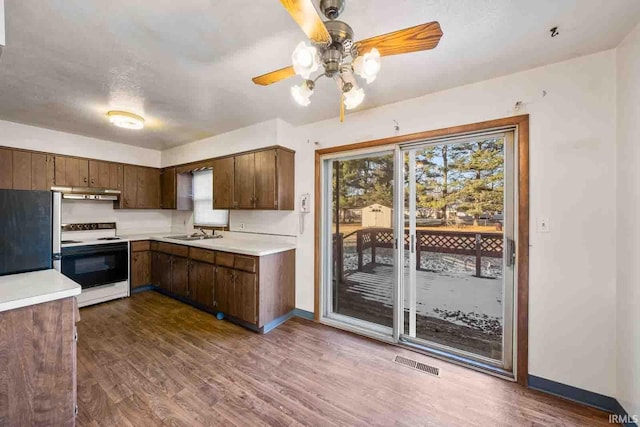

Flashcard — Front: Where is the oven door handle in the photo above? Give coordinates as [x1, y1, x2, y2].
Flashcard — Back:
[61, 244, 127, 257]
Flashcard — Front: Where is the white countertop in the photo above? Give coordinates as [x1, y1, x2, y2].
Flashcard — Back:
[0, 269, 82, 313]
[117, 231, 297, 257]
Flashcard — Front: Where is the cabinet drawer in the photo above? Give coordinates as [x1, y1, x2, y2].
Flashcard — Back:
[131, 240, 151, 252]
[216, 252, 234, 268]
[189, 247, 215, 264]
[156, 242, 189, 257]
[234, 255, 257, 273]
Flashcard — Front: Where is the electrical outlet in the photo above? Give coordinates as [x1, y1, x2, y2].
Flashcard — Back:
[239, 223, 245, 230]
[537, 217, 550, 233]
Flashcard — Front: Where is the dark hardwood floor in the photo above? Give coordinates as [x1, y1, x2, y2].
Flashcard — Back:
[77, 292, 614, 426]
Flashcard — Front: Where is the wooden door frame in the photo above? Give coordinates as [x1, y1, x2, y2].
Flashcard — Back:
[313, 114, 530, 386]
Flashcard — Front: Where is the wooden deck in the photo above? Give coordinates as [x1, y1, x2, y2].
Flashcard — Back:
[76, 292, 616, 426]
[338, 264, 503, 358]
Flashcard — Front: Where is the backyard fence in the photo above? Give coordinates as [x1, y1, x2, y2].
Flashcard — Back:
[333, 228, 503, 280]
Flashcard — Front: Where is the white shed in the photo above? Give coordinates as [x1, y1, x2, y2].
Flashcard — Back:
[361, 203, 393, 228]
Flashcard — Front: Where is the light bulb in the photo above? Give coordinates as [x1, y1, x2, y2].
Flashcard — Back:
[291, 81, 314, 106]
[343, 86, 365, 110]
[292, 41, 319, 79]
[353, 48, 381, 84]
[107, 111, 145, 130]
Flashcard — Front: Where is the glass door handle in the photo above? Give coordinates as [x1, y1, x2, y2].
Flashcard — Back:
[410, 235, 415, 254]
[506, 238, 516, 267]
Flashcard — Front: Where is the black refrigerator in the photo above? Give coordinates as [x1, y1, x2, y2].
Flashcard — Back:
[0, 189, 61, 276]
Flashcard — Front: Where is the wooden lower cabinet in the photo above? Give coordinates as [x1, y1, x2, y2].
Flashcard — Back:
[233, 270, 258, 324]
[170, 256, 189, 298]
[0, 297, 79, 425]
[130, 251, 151, 289]
[144, 242, 295, 332]
[153, 252, 173, 292]
[214, 266, 234, 315]
[190, 260, 215, 309]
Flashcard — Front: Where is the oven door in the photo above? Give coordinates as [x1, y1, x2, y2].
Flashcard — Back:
[61, 243, 128, 289]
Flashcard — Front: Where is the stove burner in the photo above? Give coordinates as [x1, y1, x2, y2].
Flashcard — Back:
[61, 240, 83, 244]
[97, 237, 121, 241]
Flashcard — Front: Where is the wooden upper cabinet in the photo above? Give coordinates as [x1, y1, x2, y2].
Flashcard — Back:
[0, 148, 13, 189]
[276, 149, 295, 210]
[12, 150, 32, 190]
[234, 153, 255, 209]
[213, 157, 235, 209]
[122, 165, 138, 208]
[55, 156, 89, 187]
[109, 163, 124, 191]
[89, 160, 112, 188]
[220, 147, 295, 211]
[137, 167, 160, 209]
[160, 167, 176, 209]
[31, 153, 55, 191]
[254, 149, 277, 209]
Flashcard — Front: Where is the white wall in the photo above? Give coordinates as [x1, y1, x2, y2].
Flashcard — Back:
[616, 22, 640, 418]
[62, 199, 174, 234]
[0, 119, 161, 167]
[162, 50, 618, 398]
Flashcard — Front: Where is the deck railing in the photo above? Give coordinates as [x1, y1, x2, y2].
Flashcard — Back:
[334, 228, 503, 279]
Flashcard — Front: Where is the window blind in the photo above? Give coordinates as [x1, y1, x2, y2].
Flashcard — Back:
[193, 169, 228, 227]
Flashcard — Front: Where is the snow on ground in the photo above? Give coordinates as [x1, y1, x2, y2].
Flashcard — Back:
[341, 248, 504, 334]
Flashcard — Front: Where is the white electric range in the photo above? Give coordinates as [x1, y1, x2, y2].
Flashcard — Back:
[58, 222, 129, 307]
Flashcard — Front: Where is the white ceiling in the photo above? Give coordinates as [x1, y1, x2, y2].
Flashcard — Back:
[0, 0, 638, 150]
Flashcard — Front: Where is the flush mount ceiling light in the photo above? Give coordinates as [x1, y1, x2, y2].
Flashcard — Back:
[107, 111, 145, 130]
[252, 0, 443, 121]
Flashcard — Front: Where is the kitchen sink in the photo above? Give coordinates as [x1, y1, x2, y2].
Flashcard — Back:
[165, 233, 222, 241]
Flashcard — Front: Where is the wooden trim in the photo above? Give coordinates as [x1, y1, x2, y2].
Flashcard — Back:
[516, 116, 530, 386]
[313, 115, 530, 384]
[314, 150, 322, 321]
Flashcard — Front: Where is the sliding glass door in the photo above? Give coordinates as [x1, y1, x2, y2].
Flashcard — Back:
[400, 131, 515, 371]
[321, 149, 397, 340]
[320, 129, 517, 375]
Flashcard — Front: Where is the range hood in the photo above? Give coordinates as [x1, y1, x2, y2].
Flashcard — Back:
[51, 186, 121, 201]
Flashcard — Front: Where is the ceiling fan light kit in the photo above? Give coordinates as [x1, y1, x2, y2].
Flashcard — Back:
[252, 0, 443, 121]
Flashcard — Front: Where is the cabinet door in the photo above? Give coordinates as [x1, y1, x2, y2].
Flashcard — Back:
[122, 165, 138, 208]
[89, 160, 111, 188]
[153, 252, 172, 292]
[137, 167, 160, 209]
[190, 260, 215, 308]
[254, 149, 277, 210]
[171, 256, 189, 298]
[12, 150, 32, 190]
[214, 266, 234, 315]
[276, 149, 295, 210]
[31, 153, 55, 191]
[160, 167, 176, 209]
[235, 271, 258, 325]
[0, 148, 12, 189]
[65, 157, 89, 187]
[234, 153, 255, 209]
[213, 157, 234, 209]
[131, 251, 151, 289]
[109, 163, 124, 191]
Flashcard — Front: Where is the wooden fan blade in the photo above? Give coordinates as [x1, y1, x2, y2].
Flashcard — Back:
[354, 22, 443, 57]
[340, 95, 345, 123]
[279, 0, 331, 44]
[252, 66, 296, 86]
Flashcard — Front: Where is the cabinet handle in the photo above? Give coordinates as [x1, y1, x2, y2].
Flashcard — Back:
[91, 178, 95, 185]
[84, 177, 88, 183]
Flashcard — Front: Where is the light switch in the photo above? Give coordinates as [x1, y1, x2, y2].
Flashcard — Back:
[537, 217, 550, 233]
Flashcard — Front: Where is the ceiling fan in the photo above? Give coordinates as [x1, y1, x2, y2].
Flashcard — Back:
[252, 0, 443, 121]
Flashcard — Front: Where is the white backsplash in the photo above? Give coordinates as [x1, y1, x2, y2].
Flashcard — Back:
[62, 199, 299, 238]
[229, 210, 298, 237]
[62, 199, 176, 234]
